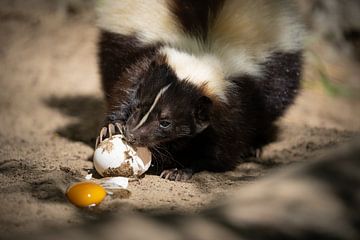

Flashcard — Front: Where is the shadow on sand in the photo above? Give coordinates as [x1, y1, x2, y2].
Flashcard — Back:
[44, 95, 105, 147]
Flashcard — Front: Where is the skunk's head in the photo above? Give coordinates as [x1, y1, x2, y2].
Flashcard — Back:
[122, 55, 213, 147]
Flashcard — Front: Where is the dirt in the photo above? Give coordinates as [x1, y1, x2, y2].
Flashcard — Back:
[0, 1, 359, 237]
[102, 162, 134, 178]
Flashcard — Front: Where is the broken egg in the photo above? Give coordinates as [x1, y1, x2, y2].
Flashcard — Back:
[93, 134, 152, 177]
[66, 182, 106, 207]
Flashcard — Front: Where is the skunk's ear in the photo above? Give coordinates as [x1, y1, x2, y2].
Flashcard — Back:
[194, 96, 212, 132]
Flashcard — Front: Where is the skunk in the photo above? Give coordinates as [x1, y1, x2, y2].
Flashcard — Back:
[96, 0, 304, 181]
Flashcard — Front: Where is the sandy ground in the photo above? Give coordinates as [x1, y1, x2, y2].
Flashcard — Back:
[0, 1, 359, 237]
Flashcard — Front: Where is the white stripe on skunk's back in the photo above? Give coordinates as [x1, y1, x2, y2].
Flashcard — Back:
[161, 47, 230, 103]
[96, 0, 304, 95]
[208, 0, 304, 76]
[96, 0, 182, 44]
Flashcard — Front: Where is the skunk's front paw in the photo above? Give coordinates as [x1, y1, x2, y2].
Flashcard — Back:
[95, 123, 124, 148]
[160, 168, 193, 181]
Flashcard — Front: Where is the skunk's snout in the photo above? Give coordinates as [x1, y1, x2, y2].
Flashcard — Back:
[126, 134, 136, 145]
[123, 127, 136, 144]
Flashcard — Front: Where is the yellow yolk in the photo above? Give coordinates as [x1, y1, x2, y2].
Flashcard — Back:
[66, 182, 106, 207]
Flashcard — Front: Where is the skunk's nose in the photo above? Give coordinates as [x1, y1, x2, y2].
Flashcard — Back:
[124, 127, 136, 144]
[127, 134, 136, 144]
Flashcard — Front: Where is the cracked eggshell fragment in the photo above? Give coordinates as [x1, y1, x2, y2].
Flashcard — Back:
[93, 135, 152, 177]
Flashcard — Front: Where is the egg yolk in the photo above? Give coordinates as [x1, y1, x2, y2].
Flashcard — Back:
[66, 182, 106, 207]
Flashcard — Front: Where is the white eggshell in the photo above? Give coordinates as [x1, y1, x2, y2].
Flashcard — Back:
[93, 135, 151, 177]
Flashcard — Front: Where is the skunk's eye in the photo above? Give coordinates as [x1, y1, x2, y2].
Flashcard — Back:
[159, 120, 172, 129]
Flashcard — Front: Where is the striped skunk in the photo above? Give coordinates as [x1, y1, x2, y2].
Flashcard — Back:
[96, 0, 304, 181]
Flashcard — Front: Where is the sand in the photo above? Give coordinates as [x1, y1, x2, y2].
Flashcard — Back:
[0, 1, 359, 237]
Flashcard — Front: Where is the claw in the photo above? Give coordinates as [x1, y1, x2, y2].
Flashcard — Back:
[108, 123, 115, 138]
[115, 122, 124, 135]
[160, 169, 175, 179]
[99, 127, 107, 142]
[175, 173, 181, 181]
[95, 136, 100, 148]
[164, 171, 172, 180]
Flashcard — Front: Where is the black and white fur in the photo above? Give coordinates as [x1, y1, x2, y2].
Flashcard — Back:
[96, 0, 304, 180]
